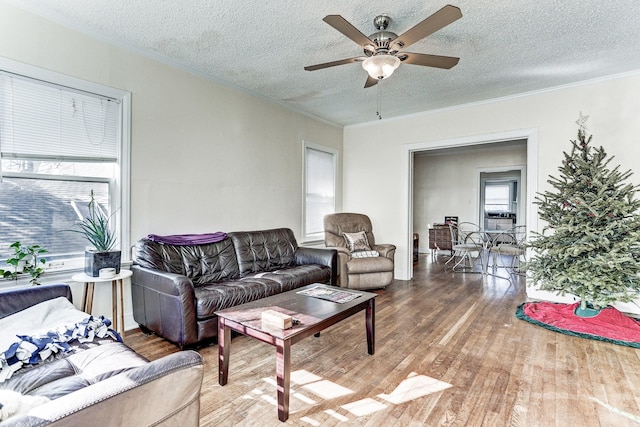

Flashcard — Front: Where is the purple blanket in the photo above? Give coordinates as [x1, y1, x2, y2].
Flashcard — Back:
[147, 232, 228, 245]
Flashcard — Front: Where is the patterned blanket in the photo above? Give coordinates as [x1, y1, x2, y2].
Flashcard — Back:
[0, 297, 121, 382]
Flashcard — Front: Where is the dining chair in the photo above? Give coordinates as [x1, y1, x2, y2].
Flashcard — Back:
[445, 222, 485, 272]
[489, 225, 527, 280]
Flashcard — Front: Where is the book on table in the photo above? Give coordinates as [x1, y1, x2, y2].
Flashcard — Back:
[296, 285, 361, 304]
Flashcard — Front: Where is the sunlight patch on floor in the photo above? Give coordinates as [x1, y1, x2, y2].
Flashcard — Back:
[246, 369, 451, 423]
[378, 372, 452, 404]
[590, 396, 640, 422]
[291, 369, 323, 385]
[293, 391, 316, 404]
[300, 416, 321, 426]
[324, 409, 349, 421]
[341, 397, 388, 416]
[303, 379, 353, 399]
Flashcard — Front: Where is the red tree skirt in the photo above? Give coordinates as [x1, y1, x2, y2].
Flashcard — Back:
[516, 301, 640, 348]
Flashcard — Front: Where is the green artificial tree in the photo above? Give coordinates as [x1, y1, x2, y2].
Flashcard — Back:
[527, 114, 640, 314]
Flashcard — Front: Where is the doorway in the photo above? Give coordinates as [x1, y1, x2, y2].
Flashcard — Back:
[402, 130, 538, 280]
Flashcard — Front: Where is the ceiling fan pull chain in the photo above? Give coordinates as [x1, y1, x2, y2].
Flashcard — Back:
[376, 81, 382, 120]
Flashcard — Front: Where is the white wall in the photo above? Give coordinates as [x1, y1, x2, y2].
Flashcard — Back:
[344, 71, 640, 281]
[0, 3, 343, 328]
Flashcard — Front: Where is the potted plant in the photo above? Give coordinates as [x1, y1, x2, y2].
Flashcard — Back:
[70, 190, 121, 277]
[0, 241, 48, 285]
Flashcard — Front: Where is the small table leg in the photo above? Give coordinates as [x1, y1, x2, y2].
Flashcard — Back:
[118, 279, 124, 337]
[218, 319, 230, 386]
[82, 282, 95, 314]
[275, 338, 291, 422]
[111, 280, 118, 332]
[366, 299, 375, 355]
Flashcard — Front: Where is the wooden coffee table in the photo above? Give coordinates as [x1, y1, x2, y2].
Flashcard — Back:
[216, 283, 376, 422]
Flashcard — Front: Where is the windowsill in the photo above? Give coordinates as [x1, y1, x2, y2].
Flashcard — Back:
[301, 239, 326, 248]
[0, 260, 133, 290]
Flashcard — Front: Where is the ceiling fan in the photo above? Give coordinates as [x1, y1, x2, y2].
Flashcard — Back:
[304, 4, 462, 88]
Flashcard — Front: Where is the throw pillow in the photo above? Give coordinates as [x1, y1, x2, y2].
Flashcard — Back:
[343, 231, 371, 252]
[351, 250, 380, 258]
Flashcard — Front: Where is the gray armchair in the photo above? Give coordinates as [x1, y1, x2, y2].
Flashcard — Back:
[323, 213, 395, 289]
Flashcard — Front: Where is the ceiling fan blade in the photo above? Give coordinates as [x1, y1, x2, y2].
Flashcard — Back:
[398, 52, 460, 69]
[364, 75, 379, 88]
[390, 5, 462, 52]
[304, 57, 364, 71]
[323, 15, 374, 48]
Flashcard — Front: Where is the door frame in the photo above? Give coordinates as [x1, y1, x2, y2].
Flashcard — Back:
[400, 129, 539, 280]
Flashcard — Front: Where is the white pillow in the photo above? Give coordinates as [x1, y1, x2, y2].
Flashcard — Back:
[351, 250, 379, 258]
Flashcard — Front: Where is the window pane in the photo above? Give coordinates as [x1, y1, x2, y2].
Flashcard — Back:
[0, 177, 110, 263]
[305, 147, 335, 238]
[485, 184, 510, 212]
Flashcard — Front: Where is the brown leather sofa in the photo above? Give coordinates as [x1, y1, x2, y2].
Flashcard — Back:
[131, 228, 337, 348]
[0, 284, 203, 426]
[324, 213, 396, 289]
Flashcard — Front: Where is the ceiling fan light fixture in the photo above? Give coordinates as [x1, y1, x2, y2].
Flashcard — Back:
[362, 54, 400, 80]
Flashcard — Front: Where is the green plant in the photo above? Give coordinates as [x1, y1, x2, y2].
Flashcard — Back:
[0, 241, 48, 285]
[70, 190, 117, 252]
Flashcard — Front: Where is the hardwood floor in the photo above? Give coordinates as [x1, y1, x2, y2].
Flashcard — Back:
[126, 255, 640, 426]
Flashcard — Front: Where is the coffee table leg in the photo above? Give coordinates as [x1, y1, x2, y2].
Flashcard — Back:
[366, 299, 375, 355]
[275, 338, 291, 422]
[218, 318, 230, 385]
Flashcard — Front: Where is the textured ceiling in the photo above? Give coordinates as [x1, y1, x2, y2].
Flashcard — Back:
[7, 0, 640, 126]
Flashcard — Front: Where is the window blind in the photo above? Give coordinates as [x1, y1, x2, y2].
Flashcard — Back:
[305, 146, 336, 237]
[0, 72, 120, 162]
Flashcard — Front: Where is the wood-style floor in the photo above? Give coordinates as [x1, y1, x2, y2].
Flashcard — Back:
[126, 255, 640, 426]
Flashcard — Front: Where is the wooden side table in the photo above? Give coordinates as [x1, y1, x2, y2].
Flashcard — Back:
[71, 270, 132, 338]
[429, 225, 454, 260]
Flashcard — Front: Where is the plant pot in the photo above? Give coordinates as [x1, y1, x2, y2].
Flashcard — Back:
[85, 250, 121, 277]
[574, 302, 601, 318]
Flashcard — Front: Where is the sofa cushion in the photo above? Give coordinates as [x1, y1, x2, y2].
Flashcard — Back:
[193, 278, 285, 319]
[250, 265, 331, 292]
[229, 228, 298, 277]
[4, 343, 147, 400]
[134, 238, 240, 285]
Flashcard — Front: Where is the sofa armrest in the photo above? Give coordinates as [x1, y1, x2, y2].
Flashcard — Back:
[372, 244, 396, 260]
[6, 350, 204, 427]
[130, 265, 199, 348]
[0, 284, 72, 319]
[295, 247, 337, 285]
[323, 246, 351, 286]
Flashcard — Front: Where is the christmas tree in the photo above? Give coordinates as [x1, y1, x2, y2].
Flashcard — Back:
[527, 115, 640, 310]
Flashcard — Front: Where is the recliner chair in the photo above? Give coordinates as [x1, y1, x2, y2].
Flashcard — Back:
[323, 212, 395, 289]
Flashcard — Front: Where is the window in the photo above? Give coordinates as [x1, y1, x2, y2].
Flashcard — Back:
[0, 62, 130, 273]
[303, 143, 337, 242]
[484, 183, 511, 212]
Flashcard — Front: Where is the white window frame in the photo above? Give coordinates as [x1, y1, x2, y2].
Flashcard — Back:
[0, 57, 131, 283]
[302, 141, 338, 243]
